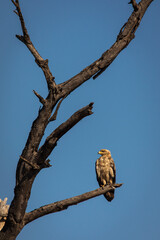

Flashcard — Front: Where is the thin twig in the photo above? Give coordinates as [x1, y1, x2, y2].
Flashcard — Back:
[49, 94, 68, 121]
[33, 90, 46, 105]
[13, 10, 19, 16]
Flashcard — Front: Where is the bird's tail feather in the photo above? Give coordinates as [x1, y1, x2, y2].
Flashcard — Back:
[104, 189, 114, 202]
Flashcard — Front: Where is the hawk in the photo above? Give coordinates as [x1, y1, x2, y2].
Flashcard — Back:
[95, 149, 116, 202]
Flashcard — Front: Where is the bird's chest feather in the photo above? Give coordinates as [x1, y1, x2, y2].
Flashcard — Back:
[96, 157, 110, 177]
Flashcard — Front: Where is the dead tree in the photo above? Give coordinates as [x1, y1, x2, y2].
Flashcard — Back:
[0, 0, 154, 239]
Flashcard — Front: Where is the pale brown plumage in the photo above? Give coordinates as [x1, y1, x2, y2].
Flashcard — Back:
[95, 149, 116, 202]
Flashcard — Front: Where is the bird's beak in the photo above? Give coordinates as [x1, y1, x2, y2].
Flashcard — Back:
[98, 151, 101, 155]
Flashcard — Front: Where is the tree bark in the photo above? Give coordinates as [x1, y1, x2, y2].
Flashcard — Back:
[24, 184, 122, 225]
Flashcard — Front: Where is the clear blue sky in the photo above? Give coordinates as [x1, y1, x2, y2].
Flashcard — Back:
[1, 0, 160, 239]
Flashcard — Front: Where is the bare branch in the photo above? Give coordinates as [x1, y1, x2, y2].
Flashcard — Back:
[13, 10, 19, 16]
[58, 0, 153, 97]
[37, 102, 94, 163]
[11, 0, 56, 90]
[24, 183, 123, 224]
[15, 0, 29, 39]
[33, 90, 46, 105]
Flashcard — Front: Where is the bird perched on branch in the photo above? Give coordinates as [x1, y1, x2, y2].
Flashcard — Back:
[95, 149, 116, 202]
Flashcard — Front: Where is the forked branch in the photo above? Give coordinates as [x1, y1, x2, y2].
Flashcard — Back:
[24, 183, 123, 224]
[37, 102, 94, 163]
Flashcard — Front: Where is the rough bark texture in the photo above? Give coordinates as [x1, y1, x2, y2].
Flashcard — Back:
[0, 0, 154, 239]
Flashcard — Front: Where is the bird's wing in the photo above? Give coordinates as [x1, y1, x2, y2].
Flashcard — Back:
[95, 157, 103, 186]
[110, 157, 116, 183]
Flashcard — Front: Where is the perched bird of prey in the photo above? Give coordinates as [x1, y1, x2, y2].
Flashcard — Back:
[95, 149, 116, 202]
